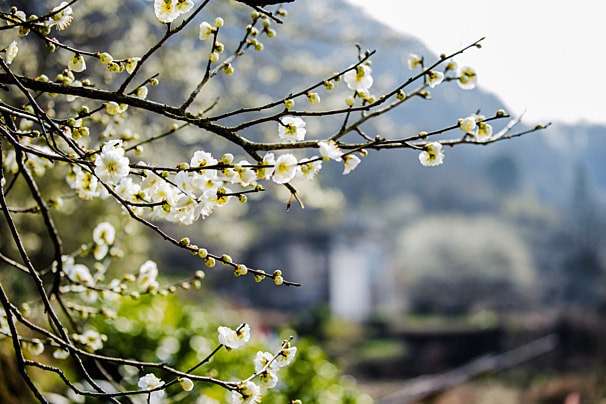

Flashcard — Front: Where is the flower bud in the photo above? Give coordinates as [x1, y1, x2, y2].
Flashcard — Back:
[284, 99, 295, 110]
[223, 63, 235, 76]
[306, 92, 320, 105]
[179, 377, 194, 392]
[98, 52, 113, 65]
[235, 264, 248, 277]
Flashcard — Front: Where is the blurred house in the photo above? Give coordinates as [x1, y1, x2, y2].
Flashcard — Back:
[241, 218, 400, 321]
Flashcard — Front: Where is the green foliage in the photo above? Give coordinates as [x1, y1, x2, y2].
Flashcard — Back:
[91, 295, 370, 403]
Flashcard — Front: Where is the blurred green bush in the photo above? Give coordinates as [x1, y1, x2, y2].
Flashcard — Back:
[87, 294, 372, 403]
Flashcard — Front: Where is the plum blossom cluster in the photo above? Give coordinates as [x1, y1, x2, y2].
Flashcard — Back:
[65, 136, 363, 227]
[3, 142, 53, 177]
[136, 324, 297, 402]
[58, 223, 166, 300]
[72, 329, 106, 352]
[403, 53, 480, 167]
[225, 326, 297, 403]
[3, 2, 74, 36]
[459, 114, 494, 141]
[154, 0, 196, 24]
[407, 53, 477, 90]
[0, 0, 551, 401]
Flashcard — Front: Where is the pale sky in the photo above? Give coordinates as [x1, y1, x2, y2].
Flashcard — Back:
[346, 1, 605, 125]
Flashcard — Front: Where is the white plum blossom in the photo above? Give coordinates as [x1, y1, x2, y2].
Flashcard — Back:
[343, 64, 374, 91]
[199, 21, 214, 40]
[230, 381, 261, 404]
[171, 194, 211, 224]
[459, 116, 477, 135]
[174, 171, 197, 194]
[68, 54, 86, 72]
[476, 120, 493, 141]
[73, 168, 100, 200]
[407, 53, 423, 70]
[217, 324, 250, 349]
[458, 66, 478, 90]
[76, 329, 105, 351]
[307, 92, 320, 104]
[254, 351, 275, 372]
[299, 157, 322, 179]
[135, 86, 148, 99]
[65, 263, 94, 286]
[256, 153, 275, 180]
[53, 349, 70, 360]
[95, 140, 130, 184]
[318, 140, 342, 161]
[193, 174, 220, 195]
[342, 154, 361, 175]
[272, 154, 298, 184]
[278, 116, 306, 143]
[274, 346, 297, 368]
[93, 243, 108, 261]
[154, 0, 180, 23]
[176, 0, 195, 13]
[191, 150, 217, 168]
[98, 52, 113, 65]
[137, 260, 160, 291]
[217, 167, 236, 183]
[207, 186, 230, 208]
[4, 41, 18, 65]
[116, 177, 142, 203]
[51, 2, 74, 30]
[105, 101, 126, 116]
[27, 339, 45, 356]
[138, 373, 165, 400]
[418, 142, 445, 167]
[149, 182, 179, 219]
[234, 160, 256, 186]
[125, 57, 140, 74]
[138, 373, 163, 389]
[93, 222, 115, 246]
[259, 370, 278, 389]
[459, 115, 492, 141]
[427, 70, 445, 88]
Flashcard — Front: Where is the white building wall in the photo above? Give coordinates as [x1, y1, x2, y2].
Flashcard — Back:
[329, 240, 373, 321]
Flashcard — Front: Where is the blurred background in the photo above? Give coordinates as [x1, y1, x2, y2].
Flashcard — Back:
[2, 0, 606, 403]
